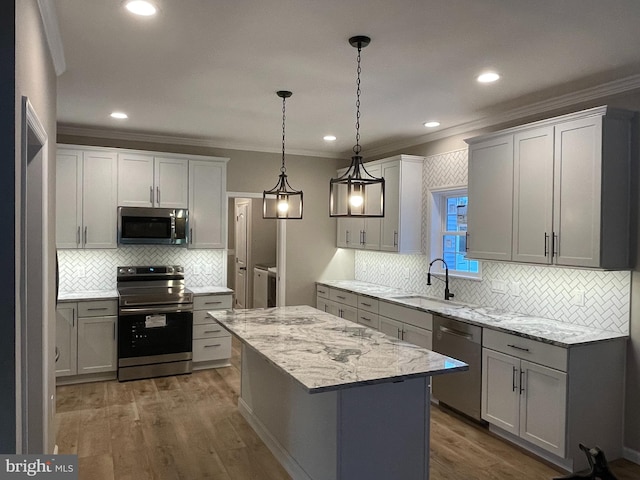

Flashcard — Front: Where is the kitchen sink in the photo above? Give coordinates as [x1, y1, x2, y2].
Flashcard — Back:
[389, 295, 460, 309]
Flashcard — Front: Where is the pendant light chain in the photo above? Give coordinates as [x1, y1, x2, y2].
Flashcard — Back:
[354, 43, 362, 155]
[281, 94, 287, 173]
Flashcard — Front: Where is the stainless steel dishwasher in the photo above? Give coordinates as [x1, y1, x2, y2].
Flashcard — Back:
[432, 315, 484, 422]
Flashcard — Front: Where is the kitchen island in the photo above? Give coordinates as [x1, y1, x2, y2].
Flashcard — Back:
[209, 305, 467, 480]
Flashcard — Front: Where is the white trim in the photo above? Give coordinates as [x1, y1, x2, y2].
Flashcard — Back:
[58, 143, 229, 163]
[37, 0, 66, 76]
[624, 446, 640, 465]
[277, 221, 286, 306]
[366, 75, 640, 157]
[238, 398, 312, 480]
[57, 125, 344, 159]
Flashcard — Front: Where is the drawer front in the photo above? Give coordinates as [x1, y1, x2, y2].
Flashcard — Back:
[357, 296, 379, 314]
[193, 322, 229, 339]
[357, 312, 380, 330]
[378, 301, 433, 331]
[483, 328, 567, 372]
[193, 336, 232, 362]
[194, 294, 233, 311]
[78, 300, 117, 317]
[329, 289, 358, 307]
[316, 284, 330, 299]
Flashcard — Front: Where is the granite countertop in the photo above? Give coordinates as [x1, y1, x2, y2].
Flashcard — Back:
[187, 286, 234, 295]
[58, 290, 118, 302]
[209, 305, 467, 394]
[317, 280, 628, 347]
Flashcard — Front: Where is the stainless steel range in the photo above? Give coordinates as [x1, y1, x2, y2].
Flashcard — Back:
[117, 265, 193, 381]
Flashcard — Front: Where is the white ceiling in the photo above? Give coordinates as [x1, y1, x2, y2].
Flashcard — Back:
[55, 0, 640, 158]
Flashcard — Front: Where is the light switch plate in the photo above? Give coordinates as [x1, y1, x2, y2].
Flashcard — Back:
[510, 282, 521, 297]
[491, 279, 508, 294]
[570, 289, 585, 306]
[75, 266, 85, 277]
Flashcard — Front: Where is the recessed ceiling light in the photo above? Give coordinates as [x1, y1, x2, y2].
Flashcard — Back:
[423, 121, 440, 128]
[110, 112, 128, 119]
[323, 135, 337, 142]
[125, 0, 158, 16]
[477, 71, 500, 83]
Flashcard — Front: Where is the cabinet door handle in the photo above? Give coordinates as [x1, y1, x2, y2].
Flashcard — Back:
[394, 230, 398, 247]
[190, 228, 193, 244]
[512, 366, 518, 392]
[55, 346, 60, 363]
[113, 323, 116, 340]
[84, 226, 88, 245]
[363, 230, 367, 245]
[507, 344, 530, 353]
[401, 328, 405, 340]
[544, 233, 549, 257]
[72, 310, 75, 327]
[346, 230, 350, 245]
[519, 369, 525, 394]
[204, 344, 222, 348]
[150, 186, 153, 204]
[465, 232, 470, 252]
[553, 233, 558, 257]
[76, 226, 80, 246]
[397, 327, 401, 339]
[156, 186, 160, 204]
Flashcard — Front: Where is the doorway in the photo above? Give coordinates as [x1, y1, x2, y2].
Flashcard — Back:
[227, 194, 277, 308]
[19, 97, 52, 453]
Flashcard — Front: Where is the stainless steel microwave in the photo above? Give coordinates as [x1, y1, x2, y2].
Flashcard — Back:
[118, 207, 189, 245]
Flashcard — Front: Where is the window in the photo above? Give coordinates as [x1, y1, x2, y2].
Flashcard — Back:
[430, 189, 481, 279]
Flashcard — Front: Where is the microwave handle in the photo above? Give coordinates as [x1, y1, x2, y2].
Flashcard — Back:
[170, 215, 176, 243]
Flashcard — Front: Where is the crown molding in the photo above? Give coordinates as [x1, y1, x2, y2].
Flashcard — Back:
[37, 0, 66, 76]
[56, 125, 345, 159]
[366, 73, 640, 157]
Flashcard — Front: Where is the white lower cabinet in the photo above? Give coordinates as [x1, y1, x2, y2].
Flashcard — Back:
[482, 348, 567, 457]
[315, 286, 358, 323]
[192, 294, 233, 369]
[56, 300, 117, 379]
[379, 316, 433, 349]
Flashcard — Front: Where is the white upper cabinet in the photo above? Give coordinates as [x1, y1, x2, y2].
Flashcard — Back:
[466, 106, 635, 268]
[118, 153, 189, 208]
[188, 159, 228, 248]
[56, 148, 118, 249]
[467, 135, 514, 261]
[336, 154, 423, 254]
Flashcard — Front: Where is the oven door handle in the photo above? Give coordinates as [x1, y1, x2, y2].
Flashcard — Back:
[119, 306, 193, 315]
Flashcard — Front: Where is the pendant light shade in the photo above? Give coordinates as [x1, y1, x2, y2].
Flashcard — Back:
[330, 35, 385, 218]
[263, 90, 303, 219]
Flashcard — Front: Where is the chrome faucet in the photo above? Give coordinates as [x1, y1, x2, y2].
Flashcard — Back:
[427, 258, 454, 301]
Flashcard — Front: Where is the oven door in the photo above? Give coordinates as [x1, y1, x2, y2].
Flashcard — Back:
[118, 308, 193, 362]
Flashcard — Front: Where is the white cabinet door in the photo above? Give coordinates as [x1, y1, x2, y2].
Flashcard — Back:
[519, 360, 567, 457]
[380, 161, 400, 252]
[467, 135, 514, 261]
[82, 151, 118, 249]
[55, 150, 82, 249]
[188, 160, 226, 248]
[379, 316, 402, 339]
[55, 305, 77, 377]
[553, 116, 602, 267]
[512, 126, 554, 264]
[155, 157, 189, 208]
[337, 304, 358, 323]
[77, 316, 117, 374]
[363, 164, 382, 250]
[402, 323, 432, 350]
[117, 152, 154, 207]
[481, 349, 520, 435]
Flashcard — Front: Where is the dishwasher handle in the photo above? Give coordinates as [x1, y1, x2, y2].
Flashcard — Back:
[438, 324, 474, 341]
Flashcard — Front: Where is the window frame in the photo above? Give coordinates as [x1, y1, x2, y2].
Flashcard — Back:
[429, 186, 481, 280]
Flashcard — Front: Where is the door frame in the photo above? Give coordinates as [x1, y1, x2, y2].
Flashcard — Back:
[234, 198, 250, 308]
[227, 192, 285, 306]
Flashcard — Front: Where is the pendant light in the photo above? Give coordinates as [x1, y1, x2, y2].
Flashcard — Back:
[330, 35, 385, 218]
[263, 90, 303, 219]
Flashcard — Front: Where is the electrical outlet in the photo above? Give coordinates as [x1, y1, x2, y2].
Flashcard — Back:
[491, 279, 508, 294]
[510, 282, 521, 297]
[75, 266, 85, 277]
[570, 289, 585, 306]
[204, 264, 213, 275]
[193, 264, 201, 275]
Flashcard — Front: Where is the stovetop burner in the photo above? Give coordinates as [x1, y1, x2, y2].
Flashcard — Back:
[117, 265, 193, 308]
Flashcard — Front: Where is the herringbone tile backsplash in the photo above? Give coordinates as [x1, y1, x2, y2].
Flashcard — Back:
[355, 148, 631, 334]
[58, 247, 225, 291]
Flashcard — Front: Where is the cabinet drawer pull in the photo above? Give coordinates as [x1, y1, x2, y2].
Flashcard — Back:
[519, 369, 525, 394]
[87, 307, 108, 311]
[336, 295, 346, 300]
[361, 302, 372, 307]
[507, 344, 530, 353]
[203, 329, 222, 334]
[203, 344, 222, 348]
[204, 301, 223, 305]
[512, 366, 517, 392]
[361, 316, 371, 322]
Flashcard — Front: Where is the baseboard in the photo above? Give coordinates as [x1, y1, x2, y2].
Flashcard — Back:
[237, 398, 312, 480]
[623, 446, 640, 465]
[56, 372, 116, 385]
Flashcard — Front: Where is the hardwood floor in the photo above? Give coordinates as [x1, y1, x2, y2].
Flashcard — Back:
[56, 338, 640, 479]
